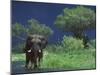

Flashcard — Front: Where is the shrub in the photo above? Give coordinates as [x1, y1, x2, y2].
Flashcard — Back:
[89, 39, 96, 48]
[61, 36, 84, 52]
[44, 44, 63, 53]
[45, 36, 84, 53]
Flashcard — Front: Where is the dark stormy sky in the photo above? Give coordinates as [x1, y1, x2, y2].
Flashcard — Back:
[12, 1, 96, 43]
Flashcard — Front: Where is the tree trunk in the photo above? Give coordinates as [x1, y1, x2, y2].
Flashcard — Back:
[73, 31, 83, 39]
[73, 31, 89, 48]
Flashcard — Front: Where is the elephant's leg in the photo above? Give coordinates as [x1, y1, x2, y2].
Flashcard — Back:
[33, 59, 37, 69]
[38, 57, 41, 67]
[30, 56, 35, 69]
[25, 53, 30, 69]
[38, 54, 42, 67]
[33, 56, 38, 69]
[38, 51, 43, 67]
[30, 60, 33, 69]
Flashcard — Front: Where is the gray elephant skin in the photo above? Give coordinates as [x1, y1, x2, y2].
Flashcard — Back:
[24, 34, 47, 69]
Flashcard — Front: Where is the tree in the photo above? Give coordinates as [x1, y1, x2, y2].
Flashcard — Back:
[55, 6, 96, 39]
[27, 19, 53, 37]
[12, 19, 53, 52]
[12, 19, 53, 41]
[12, 23, 26, 41]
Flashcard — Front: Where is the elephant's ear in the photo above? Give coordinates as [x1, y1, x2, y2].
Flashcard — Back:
[24, 35, 33, 52]
[40, 36, 48, 49]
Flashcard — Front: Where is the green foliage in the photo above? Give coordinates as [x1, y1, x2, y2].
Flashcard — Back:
[12, 53, 25, 62]
[12, 19, 53, 40]
[41, 50, 95, 69]
[27, 19, 53, 37]
[55, 6, 96, 32]
[61, 36, 84, 52]
[12, 6, 96, 71]
[12, 36, 96, 70]
[44, 44, 63, 53]
[55, 6, 96, 38]
[12, 49, 96, 69]
[12, 19, 53, 52]
[89, 39, 96, 48]
[12, 23, 26, 36]
[45, 36, 95, 53]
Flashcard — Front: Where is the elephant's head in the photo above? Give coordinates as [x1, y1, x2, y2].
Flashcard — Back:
[24, 34, 47, 53]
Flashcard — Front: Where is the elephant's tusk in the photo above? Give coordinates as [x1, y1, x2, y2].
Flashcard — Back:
[28, 49, 31, 53]
[39, 49, 41, 53]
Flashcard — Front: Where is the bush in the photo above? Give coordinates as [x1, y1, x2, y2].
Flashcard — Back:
[44, 44, 63, 53]
[41, 51, 95, 69]
[45, 36, 84, 53]
[61, 36, 84, 52]
[89, 39, 96, 48]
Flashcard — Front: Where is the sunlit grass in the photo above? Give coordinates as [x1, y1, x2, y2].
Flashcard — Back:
[41, 49, 96, 69]
[11, 53, 25, 62]
[12, 48, 96, 70]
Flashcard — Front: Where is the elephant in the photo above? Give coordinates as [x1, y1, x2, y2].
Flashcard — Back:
[23, 34, 47, 69]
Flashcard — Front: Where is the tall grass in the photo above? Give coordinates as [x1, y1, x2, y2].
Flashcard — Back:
[12, 36, 96, 70]
[41, 49, 95, 69]
[12, 49, 96, 70]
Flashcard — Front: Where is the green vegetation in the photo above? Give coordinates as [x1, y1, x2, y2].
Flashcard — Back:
[12, 47, 96, 70]
[27, 19, 53, 37]
[55, 6, 96, 39]
[12, 18, 53, 50]
[12, 6, 96, 71]
[61, 36, 84, 52]
[12, 36, 96, 70]
[12, 19, 53, 41]
[41, 50, 95, 69]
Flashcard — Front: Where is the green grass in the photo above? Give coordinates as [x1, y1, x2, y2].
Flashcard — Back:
[12, 48, 96, 70]
[12, 36, 96, 71]
[11, 53, 25, 62]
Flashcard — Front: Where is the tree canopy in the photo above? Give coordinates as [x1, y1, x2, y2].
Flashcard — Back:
[55, 6, 96, 38]
[12, 19, 53, 41]
[27, 19, 53, 37]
